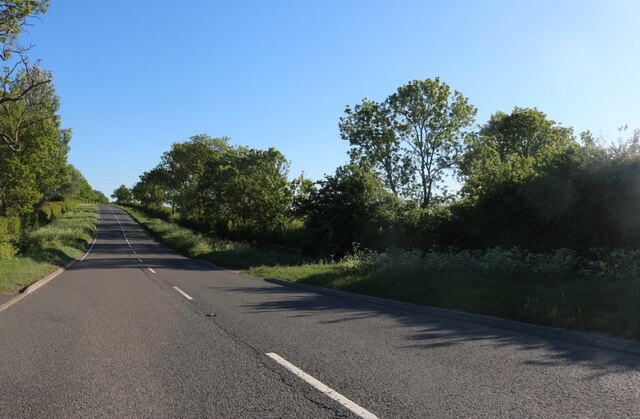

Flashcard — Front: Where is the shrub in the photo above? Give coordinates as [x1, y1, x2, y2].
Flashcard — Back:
[37, 201, 66, 225]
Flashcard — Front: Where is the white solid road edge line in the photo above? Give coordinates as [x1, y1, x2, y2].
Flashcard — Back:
[172, 286, 193, 301]
[0, 210, 100, 313]
[265, 352, 378, 419]
[80, 229, 98, 261]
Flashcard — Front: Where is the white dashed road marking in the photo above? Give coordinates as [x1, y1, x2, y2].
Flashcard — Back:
[265, 352, 378, 419]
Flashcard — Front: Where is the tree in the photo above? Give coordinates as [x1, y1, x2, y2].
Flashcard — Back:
[341, 78, 476, 208]
[198, 145, 292, 241]
[93, 189, 108, 204]
[0, 0, 51, 151]
[111, 185, 132, 204]
[339, 99, 407, 196]
[132, 166, 171, 208]
[388, 78, 477, 207]
[54, 164, 95, 201]
[0, 68, 70, 216]
[460, 107, 578, 199]
[301, 164, 402, 256]
[0, 152, 38, 215]
[158, 134, 230, 222]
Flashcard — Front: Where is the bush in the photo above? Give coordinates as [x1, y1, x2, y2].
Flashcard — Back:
[37, 201, 66, 225]
[0, 217, 21, 260]
[0, 216, 21, 239]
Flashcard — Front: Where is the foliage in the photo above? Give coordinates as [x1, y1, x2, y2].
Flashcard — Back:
[54, 164, 99, 202]
[251, 247, 640, 340]
[158, 134, 231, 218]
[131, 166, 170, 208]
[299, 164, 404, 256]
[339, 99, 407, 196]
[0, 203, 97, 293]
[36, 200, 64, 224]
[460, 107, 578, 199]
[121, 206, 305, 270]
[0, 68, 96, 220]
[131, 135, 295, 244]
[341, 78, 477, 207]
[198, 145, 292, 241]
[111, 184, 132, 204]
[452, 123, 640, 250]
[0, 1, 51, 151]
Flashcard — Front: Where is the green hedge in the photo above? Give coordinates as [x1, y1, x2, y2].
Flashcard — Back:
[0, 216, 21, 258]
[37, 201, 66, 225]
[0, 216, 21, 239]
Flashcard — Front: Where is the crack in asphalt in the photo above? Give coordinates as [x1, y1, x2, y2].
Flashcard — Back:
[198, 309, 354, 418]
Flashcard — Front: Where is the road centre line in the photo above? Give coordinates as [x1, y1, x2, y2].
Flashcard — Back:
[172, 286, 193, 300]
[265, 353, 378, 419]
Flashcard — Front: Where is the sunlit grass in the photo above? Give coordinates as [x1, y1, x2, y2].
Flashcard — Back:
[251, 250, 640, 340]
[0, 204, 98, 294]
[121, 206, 304, 270]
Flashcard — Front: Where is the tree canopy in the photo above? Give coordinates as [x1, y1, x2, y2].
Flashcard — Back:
[341, 78, 477, 207]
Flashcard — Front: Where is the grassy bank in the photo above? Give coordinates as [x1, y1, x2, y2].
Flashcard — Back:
[251, 249, 640, 340]
[120, 206, 305, 269]
[0, 204, 98, 294]
[121, 206, 640, 341]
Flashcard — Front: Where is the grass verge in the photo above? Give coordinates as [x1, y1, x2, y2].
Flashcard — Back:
[121, 206, 640, 341]
[119, 206, 305, 270]
[0, 204, 98, 294]
[251, 251, 640, 341]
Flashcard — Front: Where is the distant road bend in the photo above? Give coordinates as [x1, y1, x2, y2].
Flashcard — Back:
[0, 205, 638, 417]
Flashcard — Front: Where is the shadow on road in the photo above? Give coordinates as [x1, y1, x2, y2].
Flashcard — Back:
[221, 283, 640, 377]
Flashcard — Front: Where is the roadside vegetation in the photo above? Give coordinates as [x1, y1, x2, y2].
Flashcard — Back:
[123, 206, 640, 340]
[121, 205, 305, 270]
[251, 249, 640, 340]
[0, 204, 98, 294]
[114, 74, 640, 340]
[0, 0, 105, 295]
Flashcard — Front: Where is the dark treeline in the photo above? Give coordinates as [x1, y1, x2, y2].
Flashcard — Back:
[0, 1, 106, 258]
[122, 78, 640, 257]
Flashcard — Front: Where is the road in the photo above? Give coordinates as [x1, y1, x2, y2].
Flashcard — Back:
[1, 205, 639, 417]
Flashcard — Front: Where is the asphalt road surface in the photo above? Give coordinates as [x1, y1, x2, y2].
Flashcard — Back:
[1, 205, 639, 418]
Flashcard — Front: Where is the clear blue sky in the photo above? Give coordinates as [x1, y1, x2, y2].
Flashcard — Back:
[22, 0, 640, 196]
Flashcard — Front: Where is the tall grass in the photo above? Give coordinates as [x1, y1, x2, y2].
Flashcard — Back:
[0, 204, 98, 294]
[120, 206, 640, 341]
[120, 206, 305, 269]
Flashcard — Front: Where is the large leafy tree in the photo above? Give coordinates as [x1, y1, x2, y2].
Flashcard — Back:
[301, 164, 402, 256]
[131, 166, 171, 209]
[0, 69, 70, 216]
[388, 78, 476, 207]
[198, 146, 292, 240]
[55, 164, 96, 202]
[158, 134, 230, 222]
[0, 0, 51, 151]
[460, 107, 578, 199]
[341, 78, 476, 208]
[111, 185, 132, 204]
[339, 99, 408, 196]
